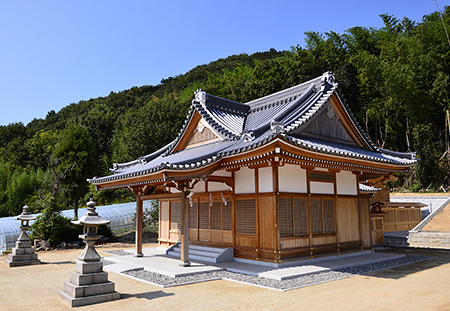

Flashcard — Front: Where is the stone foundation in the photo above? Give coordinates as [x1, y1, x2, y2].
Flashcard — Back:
[58, 259, 119, 307]
[5, 237, 41, 267]
[408, 231, 450, 249]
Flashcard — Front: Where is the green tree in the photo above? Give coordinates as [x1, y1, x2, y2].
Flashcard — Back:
[112, 93, 187, 162]
[52, 124, 99, 219]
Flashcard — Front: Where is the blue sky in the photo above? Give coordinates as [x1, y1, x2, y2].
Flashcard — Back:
[1, 0, 448, 126]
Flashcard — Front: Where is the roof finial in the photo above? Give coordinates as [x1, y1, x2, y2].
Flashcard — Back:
[270, 120, 284, 134]
[194, 89, 207, 105]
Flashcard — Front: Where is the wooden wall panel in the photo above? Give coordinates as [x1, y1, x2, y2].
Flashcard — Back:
[223, 231, 232, 244]
[336, 197, 360, 242]
[159, 201, 170, 242]
[382, 208, 422, 232]
[210, 230, 222, 243]
[258, 195, 277, 250]
[169, 231, 180, 242]
[280, 237, 309, 249]
[235, 235, 257, 248]
[189, 228, 198, 241]
[359, 197, 372, 248]
[199, 229, 209, 241]
[311, 235, 336, 245]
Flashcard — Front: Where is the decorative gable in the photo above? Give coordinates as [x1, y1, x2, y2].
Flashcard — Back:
[301, 104, 356, 145]
[185, 118, 221, 149]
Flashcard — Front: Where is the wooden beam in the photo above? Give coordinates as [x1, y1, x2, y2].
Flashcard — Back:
[140, 192, 182, 201]
[135, 195, 143, 257]
[179, 189, 191, 267]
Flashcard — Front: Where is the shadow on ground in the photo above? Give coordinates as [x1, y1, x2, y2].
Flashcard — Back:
[120, 290, 174, 301]
[367, 247, 450, 280]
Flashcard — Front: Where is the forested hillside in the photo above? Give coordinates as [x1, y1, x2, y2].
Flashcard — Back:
[0, 9, 449, 217]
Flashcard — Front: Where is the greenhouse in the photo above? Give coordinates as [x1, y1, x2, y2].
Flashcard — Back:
[0, 201, 150, 253]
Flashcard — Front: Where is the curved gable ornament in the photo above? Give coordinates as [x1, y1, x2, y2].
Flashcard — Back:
[326, 105, 339, 120]
[242, 131, 255, 143]
[194, 89, 207, 105]
[270, 120, 284, 134]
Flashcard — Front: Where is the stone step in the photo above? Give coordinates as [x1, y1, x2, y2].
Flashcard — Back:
[7, 253, 38, 261]
[63, 281, 116, 298]
[168, 248, 218, 258]
[384, 232, 410, 247]
[166, 243, 233, 263]
[59, 290, 120, 308]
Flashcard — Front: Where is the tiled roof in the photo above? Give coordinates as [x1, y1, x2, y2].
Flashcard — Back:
[90, 72, 417, 186]
[359, 184, 381, 193]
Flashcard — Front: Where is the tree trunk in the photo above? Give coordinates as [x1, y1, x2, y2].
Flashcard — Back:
[74, 196, 79, 220]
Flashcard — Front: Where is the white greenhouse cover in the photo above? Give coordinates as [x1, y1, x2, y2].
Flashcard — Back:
[0, 201, 152, 253]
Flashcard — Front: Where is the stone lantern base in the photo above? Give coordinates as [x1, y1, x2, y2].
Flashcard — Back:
[58, 259, 120, 307]
[5, 234, 41, 267]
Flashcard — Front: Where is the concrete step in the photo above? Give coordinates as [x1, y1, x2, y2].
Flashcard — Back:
[166, 243, 233, 263]
[384, 232, 410, 247]
[168, 248, 218, 258]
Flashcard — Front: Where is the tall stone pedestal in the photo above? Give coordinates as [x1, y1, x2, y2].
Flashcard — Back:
[59, 259, 119, 307]
[59, 199, 119, 307]
[5, 223, 41, 267]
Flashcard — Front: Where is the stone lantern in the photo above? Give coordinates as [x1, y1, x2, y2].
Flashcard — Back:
[5, 204, 41, 267]
[59, 199, 119, 307]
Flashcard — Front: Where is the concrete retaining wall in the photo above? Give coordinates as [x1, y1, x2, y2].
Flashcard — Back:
[408, 231, 450, 249]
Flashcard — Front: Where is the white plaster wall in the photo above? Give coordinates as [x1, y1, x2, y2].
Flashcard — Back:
[310, 181, 334, 194]
[235, 166, 255, 194]
[336, 171, 357, 195]
[208, 181, 231, 192]
[313, 168, 329, 172]
[211, 170, 232, 177]
[258, 167, 273, 193]
[193, 181, 205, 193]
[279, 164, 307, 193]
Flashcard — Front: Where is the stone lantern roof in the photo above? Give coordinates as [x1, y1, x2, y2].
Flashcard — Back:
[14, 205, 35, 223]
[72, 199, 110, 227]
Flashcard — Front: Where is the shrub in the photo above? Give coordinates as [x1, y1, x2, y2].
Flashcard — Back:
[30, 212, 81, 246]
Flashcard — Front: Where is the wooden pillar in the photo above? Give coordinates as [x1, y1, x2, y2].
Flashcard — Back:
[180, 189, 191, 267]
[135, 195, 143, 257]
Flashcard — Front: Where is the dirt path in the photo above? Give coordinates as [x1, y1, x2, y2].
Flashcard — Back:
[1, 246, 449, 311]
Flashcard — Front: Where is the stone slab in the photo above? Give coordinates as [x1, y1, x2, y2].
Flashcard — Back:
[70, 271, 109, 286]
[15, 241, 31, 248]
[8, 253, 38, 262]
[5, 259, 41, 267]
[59, 290, 120, 307]
[63, 281, 116, 298]
[76, 260, 103, 274]
[12, 247, 35, 255]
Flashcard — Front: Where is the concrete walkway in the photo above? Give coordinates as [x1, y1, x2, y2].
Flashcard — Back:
[101, 247, 405, 282]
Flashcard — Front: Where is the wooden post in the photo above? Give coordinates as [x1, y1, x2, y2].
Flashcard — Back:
[135, 195, 143, 257]
[180, 188, 191, 267]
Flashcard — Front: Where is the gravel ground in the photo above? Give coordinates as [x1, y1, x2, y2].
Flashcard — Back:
[121, 254, 431, 291]
[103, 249, 134, 256]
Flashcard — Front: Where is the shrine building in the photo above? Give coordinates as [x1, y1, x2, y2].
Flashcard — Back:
[89, 72, 417, 265]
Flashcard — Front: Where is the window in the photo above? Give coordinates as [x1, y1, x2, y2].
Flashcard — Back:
[311, 198, 335, 234]
[278, 197, 308, 237]
[279, 197, 334, 236]
[279, 198, 293, 236]
[293, 198, 308, 235]
[199, 202, 209, 230]
[211, 202, 222, 230]
[222, 202, 232, 231]
[170, 201, 181, 230]
[310, 198, 323, 234]
[310, 172, 334, 182]
[236, 199, 256, 234]
[189, 202, 198, 229]
[190, 199, 232, 231]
